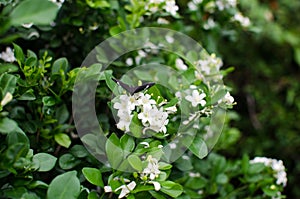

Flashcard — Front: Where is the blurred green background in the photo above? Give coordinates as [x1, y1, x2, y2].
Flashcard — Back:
[1, 0, 299, 197]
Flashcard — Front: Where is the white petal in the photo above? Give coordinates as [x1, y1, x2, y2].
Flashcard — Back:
[150, 181, 161, 191]
[104, 186, 112, 193]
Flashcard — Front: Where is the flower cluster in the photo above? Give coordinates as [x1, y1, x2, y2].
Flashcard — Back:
[104, 179, 136, 198]
[215, 0, 237, 11]
[250, 157, 287, 187]
[0, 47, 16, 63]
[140, 155, 162, 191]
[232, 12, 251, 27]
[113, 92, 176, 135]
[146, 0, 179, 16]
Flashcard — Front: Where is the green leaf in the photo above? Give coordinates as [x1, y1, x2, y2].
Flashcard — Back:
[59, 153, 80, 170]
[120, 134, 135, 152]
[0, 117, 18, 134]
[105, 133, 123, 169]
[188, 136, 208, 159]
[18, 89, 36, 100]
[128, 154, 143, 171]
[54, 133, 71, 148]
[52, 58, 69, 75]
[216, 173, 228, 184]
[0, 63, 19, 74]
[0, 73, 17, 96]
[10, 0, 59, 26]
[82, 167, 104, 187]
[70, 145, 89, 158]
[42, 96, 56, 106]
[13, 43, 25, 65]
[55, 104, 69, 124]
[33, 153, 57, 172]
[86, 0, 110, 8]
[129, 112, 143, 138]
[160, 181, 183, 198]
[47, 171, 80, 199]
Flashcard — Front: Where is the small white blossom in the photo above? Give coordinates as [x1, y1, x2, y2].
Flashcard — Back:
[203, 17, 216, 30]
[215, 0, 236, 11]
[0, 47, 16, 63]
[126, 58, 134, 66]
[218, 92, 234, 105]
[137, 93, 156, 109]
[1, 92, 13, 107]
[164, 0, 179, 16]
[148, 106, 169, 134]
[141, 155, 161, 180]
[140, 142, 150, 148]
[104, 186, 112, 192]
[175, 58, 188, 71]
[115, 181, 136, 198]
[164, 105, 177, 113]
[232, 12, 251, 27]
[185, 90, 206, 107]
[22, 23, 33, 28]
[157, 17, 170, 24]
[149, 181, 161, 191]
[165, 35, 174, 43]
[188, 1, 198, 11]
[250, 157, 287, 187]
[116, 111, 132, 132]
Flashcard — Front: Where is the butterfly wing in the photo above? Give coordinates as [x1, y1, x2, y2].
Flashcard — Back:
[111, 77, 135, 94]
[112, 77, 155, 95]
[132, 82, 155, 94]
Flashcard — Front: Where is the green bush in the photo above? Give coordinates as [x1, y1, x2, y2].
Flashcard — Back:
[1, 0, 297, 198]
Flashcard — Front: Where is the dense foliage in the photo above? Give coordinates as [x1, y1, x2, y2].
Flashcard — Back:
[1, 0, 298, 198]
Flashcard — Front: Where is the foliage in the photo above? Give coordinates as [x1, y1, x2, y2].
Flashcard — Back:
[1, 0, 298, 198]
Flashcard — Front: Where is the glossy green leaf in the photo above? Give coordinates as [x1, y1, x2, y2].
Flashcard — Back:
[160, 181, 183, 198]
[105, 133, 123, 169]
[10, 0, 59, 26]
[54, 133, 71, 148]
[82, 167, 104, 187]
[128, 154, 143, 171]
[59, 153, 80, 170]
[188, 136, 208, 159]
[0, 117, 18, 134]
[33, 153, 57, 172]
[47, 171, 80, 199]
[0, 73, 17, 96]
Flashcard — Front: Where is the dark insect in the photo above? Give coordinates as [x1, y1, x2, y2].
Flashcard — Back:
[112, 77, 155, 95]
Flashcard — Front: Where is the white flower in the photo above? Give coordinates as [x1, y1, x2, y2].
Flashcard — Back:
[232, 12, 251, 27]
[141, 155, 161, 180]
[116, 111, 133, 132]
[1, 92, 13, 107]
[149, 181, 161, 191]
[115, 181, 136, 198]
[157, 17, 170, 24]
[250, 157, 287, 187]
[0, 47, 16, 63]
[215, 0, 236, 11]
[140, 142, 150, 148]
[219, 92, 234, 105]
[126, 58, 134, 66]
[137, 93, 156, 109]
[148, 106, 169, 134]
[104, 186, 112, 192]
[203, 17, 216, 30]
[188, 1, 198, 11]
[164, 105, 177, 113]
[185, 90, 206, 107]
[164, 0, 179, 16]
[175, 58, 188, 71]
[165, 35, 174, 43]
[138, 105, 153, 125]
[22, 23, 33, 28]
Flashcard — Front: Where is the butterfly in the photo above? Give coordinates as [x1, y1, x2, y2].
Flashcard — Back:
[112, 77, 155, 95]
